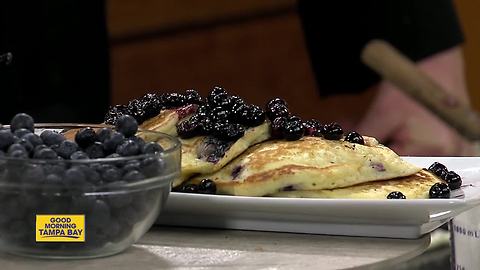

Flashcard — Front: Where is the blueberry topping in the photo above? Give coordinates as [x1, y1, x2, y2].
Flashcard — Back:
[115, 115, 138, 137]
[445, 171, 462, 190]
[267, 98, 287, 108]
[302, 119, 323, 137]
[322, 122, 344, 140]
[282, 116, 305, 141]
[176, 118, 202, 139]
[387, 191, 406, 199]
[161, 92, 187, 108]
[271, 117, 287, 139]
[266, 103, 289, 120]
[10, 113, 34, 132]
[104, 104, 130, 125]
[40, 130, 66, 146]
[428, 162, 448, 180]
[185, 89, 203, 104]
[198, 179, 216, 194]
[429, 182, 451, 199]
[181, 184, 199, 193]
[344, 131, 364, 145]
[238, 105, 265, 127]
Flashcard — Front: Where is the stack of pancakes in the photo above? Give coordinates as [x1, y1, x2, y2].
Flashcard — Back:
[139, 107, 444, 199]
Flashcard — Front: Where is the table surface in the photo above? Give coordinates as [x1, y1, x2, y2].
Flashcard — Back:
[0, 226, 430, 270]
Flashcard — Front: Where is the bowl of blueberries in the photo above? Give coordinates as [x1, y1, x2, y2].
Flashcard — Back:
[0, 113, 180, 258]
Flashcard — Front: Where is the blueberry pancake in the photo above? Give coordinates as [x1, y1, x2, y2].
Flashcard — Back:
[271, 170, 443, 199]
[188, 136, 421, 196]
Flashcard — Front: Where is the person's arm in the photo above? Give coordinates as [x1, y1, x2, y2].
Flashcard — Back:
[357, 46, 474, 156]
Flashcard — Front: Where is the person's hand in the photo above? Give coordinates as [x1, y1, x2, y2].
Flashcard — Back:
[355, 47, 475, 156]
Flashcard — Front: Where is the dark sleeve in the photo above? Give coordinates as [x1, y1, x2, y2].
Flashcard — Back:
[0, 0, 110, 123]
[297, 0, 464, 96]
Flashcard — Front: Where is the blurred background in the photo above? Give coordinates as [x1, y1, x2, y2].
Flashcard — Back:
[108, 0, 480, 124]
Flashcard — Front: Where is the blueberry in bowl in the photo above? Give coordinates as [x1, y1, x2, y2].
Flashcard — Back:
[0, 115, 180, 259]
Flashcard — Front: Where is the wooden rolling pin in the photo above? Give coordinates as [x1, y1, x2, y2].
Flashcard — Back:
[361, 40, 480, 141]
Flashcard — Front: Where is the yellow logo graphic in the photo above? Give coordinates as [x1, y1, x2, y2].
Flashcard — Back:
[36, 215, 85, 242]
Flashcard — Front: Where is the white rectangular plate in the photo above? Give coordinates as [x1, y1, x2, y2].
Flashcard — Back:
[156, 157, 480, 239]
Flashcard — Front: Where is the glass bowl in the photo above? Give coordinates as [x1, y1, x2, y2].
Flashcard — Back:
[0, 124, 180, 258]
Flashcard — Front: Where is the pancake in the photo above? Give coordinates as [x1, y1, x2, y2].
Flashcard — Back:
[189, 136, 421, 196]
[173, 122, 270, 187]
[270, 170, 442, 199]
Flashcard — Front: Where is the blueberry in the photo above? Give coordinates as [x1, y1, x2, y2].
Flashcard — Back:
[7, 143, 25, 154]
[181, 184, 199, 193]
[17, 138, 34, 153]
[34, 144, 48, 153]
[344, 131, 365, 145]
[85, 142, 105, 159]
[428, 162, 448, 180]
[141, 156, 164, 177]
[445, 171, 462, 190]
[115, 115, 138, 137]
[116, 139, 140, 156]
[185, 89, 203, 104]
[143, 142, 163, 154]
[70, 195, 97, 213]
[429, 182, 451, 199]
[107, 184, 133, 208]
[13, 128, 31, 138]
[103, 132, 125, 154]
[43, 174, 64, 194]
[198, 179, 216, 194]
[322, 122, 344, 140]
[43, 163, 66, 176]
[55, 140, 79, 159]
[75, 127, 97, 148]
[81, 166, 102, 184]
[101, 166, 122, 182]
[0, 130, 15, 150]
[122, 170, 145, 182]
[21, 133, 43, 147]
[123, 159, 141, 172]
[10, 113, 34, 132]
[88, 200, 111, 228]
[70, 151, 90, 160]
[65, 167, 87, 185]
[130, 136, 146, 150]
[387, 191, 406, 199]
[96, 127, 113, 143]
[33, 148, 58, 159]
[266, 103, 289, 120]
[23, 164, 46, 183]
[40, 130, 66, 146]
[283, 117, 304, 141]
